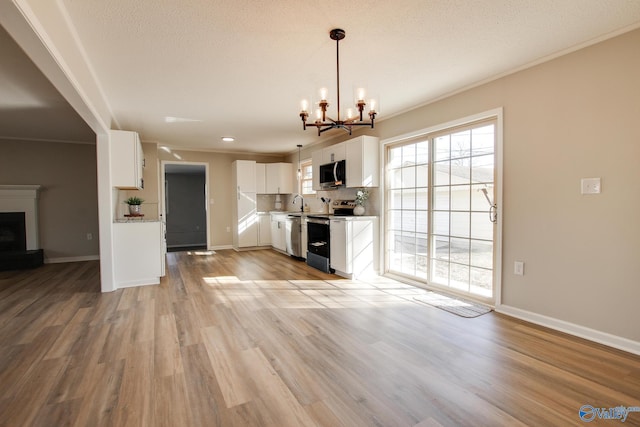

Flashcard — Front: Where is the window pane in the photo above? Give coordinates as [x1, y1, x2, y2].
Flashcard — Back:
[434, 161, 450, 186]
[450, 237, 469, 265]
[389, 146, 403, 169]
[470, 212, 493, 240]
[470, 240, 493, 269]
[471, 184, 492, 212]
[450, 185, 470, 211]
[388, 168, 402, 189]
[389, 190, 402, 210]
[472, 155, 494, 184]
[402, 145, 416, 166]
[450, 158, 471, 185]
[434, 135, 450, 161]
[415, 210, 428, 233]
[433, 186, 449, 211]
[416, 164, 428, 187]
[433, 211, 449, 235]
[402, 189, 416, 210]
[402, 166, 416, 188]
[451, 212, 470, 238]
[432, 235, 449, 261]
[472, 124, 494, 156]
[416, 188, 428, 210]
[401, 210, 416, 232]
[450, 130, 471, 159]
[416, 141, 429, 164]
[389, 209, 402, 230]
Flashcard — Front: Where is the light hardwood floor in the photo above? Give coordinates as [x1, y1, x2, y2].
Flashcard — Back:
[1, 249, 639, 426]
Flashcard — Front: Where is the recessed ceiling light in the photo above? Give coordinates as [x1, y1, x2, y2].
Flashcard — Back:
[221, 137, 235, 143]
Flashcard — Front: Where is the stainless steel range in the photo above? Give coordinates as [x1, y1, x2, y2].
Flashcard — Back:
[306, 215, 332, 273]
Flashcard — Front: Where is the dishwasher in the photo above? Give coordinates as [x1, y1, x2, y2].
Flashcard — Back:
[285, 215, 302, 258]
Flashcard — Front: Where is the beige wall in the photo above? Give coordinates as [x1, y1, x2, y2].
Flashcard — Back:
[0, 138, 99, 260]
[153, 149, 285, 248]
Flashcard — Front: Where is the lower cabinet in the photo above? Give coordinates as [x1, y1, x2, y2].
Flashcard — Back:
[270, 213, 287, 252]
[113, 221, 165, 288]
[258, 213, 271, 246]
[330, 217, 378, 279]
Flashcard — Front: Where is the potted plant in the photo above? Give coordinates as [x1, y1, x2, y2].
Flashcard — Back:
[125, 196, 144, 215]
[354, 189, 369, 216]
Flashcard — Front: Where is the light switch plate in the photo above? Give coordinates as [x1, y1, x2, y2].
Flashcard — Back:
[581, 178, 601, 194]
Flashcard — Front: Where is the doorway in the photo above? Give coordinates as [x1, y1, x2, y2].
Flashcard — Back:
[384, 110, 502, 305]
[162, 162, 209, 252]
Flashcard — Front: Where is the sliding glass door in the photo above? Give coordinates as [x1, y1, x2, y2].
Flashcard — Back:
[386, 119, 498, 300]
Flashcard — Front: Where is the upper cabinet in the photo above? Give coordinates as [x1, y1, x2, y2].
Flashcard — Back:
[235, 160, 257, 193]
[255, 163, 266, 194]
[322, 142, 346, 163]
[346, 136, 379, 188]
[259, 163, 293, 194]
[311, 136, 379, 190]
[111, 130, 144, 189]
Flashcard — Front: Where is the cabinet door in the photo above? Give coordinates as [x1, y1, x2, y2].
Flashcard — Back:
[258, 214, 271, 246]
[111, 130, 143, 189]
[256, 163, 266, 194]
[323, 142, 346, 163]
[235, 160, 257, 193]
[346, 136, 379, 188]
[329, 220, 349, 273]
[237, 192, 257, 247]
[265, 163, 293, 194]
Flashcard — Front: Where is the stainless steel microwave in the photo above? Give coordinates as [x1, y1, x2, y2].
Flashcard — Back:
[319, 160, 346, 189]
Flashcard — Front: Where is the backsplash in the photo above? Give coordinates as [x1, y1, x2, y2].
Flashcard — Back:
[284, 187, 380, 216]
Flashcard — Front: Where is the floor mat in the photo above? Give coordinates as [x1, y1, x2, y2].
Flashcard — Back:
[414, 292, 492, 318]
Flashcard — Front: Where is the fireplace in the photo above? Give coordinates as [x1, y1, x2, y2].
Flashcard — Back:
[0, 212, 27, 252]
[0, 185, 44, 270]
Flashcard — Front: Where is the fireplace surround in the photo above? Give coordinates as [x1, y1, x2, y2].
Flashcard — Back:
[0, 185, 44, 270]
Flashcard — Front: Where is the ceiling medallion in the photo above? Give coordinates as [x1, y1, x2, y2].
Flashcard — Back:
[299, 29, 377, 136]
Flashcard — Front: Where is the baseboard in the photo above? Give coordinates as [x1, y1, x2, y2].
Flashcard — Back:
[210, 245, 233, 250]
[45, 255, 100, 264]
[116, 278, 160, 288]
[496, 304, 640, 356]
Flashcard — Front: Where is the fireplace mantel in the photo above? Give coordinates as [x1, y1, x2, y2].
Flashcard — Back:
[0, 185, 42, 250]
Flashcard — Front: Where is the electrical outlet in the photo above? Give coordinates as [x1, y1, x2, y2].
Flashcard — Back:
[226, 226, 231, 232]
[514, 261, 524, 276]
[86, 233, 93, 241]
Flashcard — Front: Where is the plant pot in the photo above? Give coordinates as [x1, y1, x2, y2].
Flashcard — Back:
[128, 204, 142, 215]
[353, 204, 365, 216]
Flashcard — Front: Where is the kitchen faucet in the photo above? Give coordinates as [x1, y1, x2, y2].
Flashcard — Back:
[292, 194, 304, 212]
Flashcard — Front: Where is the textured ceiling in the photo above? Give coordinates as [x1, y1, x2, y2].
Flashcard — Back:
[3, 1, 640, 153]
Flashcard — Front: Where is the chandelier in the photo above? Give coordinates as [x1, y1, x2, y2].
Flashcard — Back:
[299, 29, 377, 136]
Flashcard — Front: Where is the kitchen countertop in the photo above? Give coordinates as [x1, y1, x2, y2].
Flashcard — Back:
[265, 211, 377, 220]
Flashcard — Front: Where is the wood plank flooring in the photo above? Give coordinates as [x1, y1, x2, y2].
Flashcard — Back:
[1, 249, 639, 426]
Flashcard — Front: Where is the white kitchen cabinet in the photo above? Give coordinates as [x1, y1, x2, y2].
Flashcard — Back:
[235, 160, 257, 193]
[346, 136, 379, 188]
[111, 130, 144, 189]
[265, 163, 293, 194]
[113, 221, 164, 288]
[330, 217, 378, 279]
[256, 163, 266, 194]
[323, 142, 346, 163]
[270, 212, 287, 252]
[232, 161, 258, 249]
[258, 213, 271, 246]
